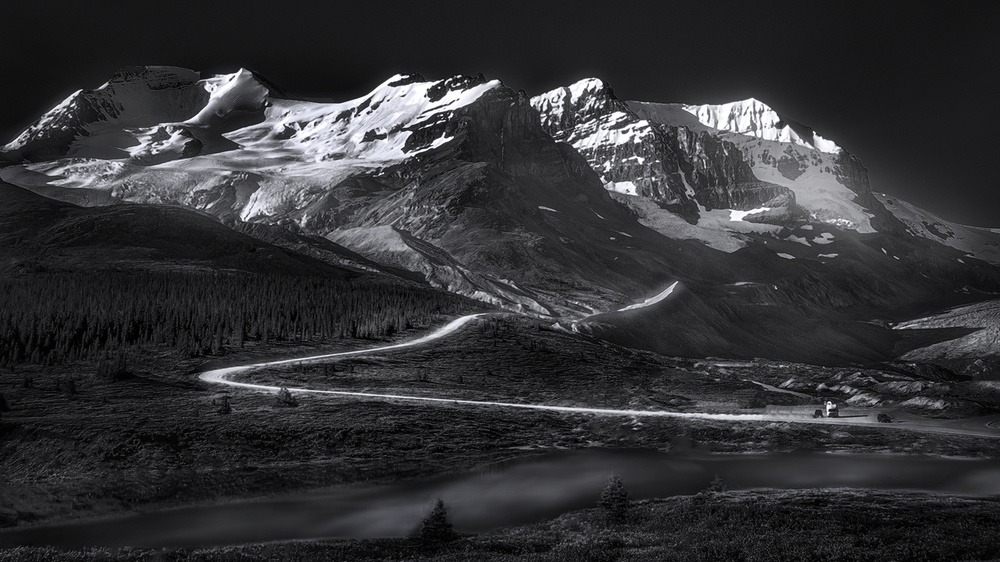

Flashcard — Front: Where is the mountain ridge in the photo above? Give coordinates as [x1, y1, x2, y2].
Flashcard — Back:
[3, 66, 1000, 365]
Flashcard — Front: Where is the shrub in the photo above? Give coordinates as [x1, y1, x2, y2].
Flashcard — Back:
[213, 395, 232, 415]
[276, 387, 298, 407]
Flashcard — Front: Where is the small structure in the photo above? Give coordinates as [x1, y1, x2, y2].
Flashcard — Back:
[813, 400, 840, 419]
[824, 400, 839, 418]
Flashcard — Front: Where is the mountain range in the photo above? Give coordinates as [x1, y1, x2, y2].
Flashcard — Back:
[4, 65, 999, 366]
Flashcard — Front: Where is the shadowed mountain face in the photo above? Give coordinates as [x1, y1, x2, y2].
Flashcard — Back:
[3, 67, 1000, 365]
[575, 227, 1000, 365]
[575, 282, 901, 366]
[0, 181, 353, 277]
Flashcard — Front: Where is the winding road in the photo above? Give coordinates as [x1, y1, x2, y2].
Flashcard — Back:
[200, 314, 1000, 438]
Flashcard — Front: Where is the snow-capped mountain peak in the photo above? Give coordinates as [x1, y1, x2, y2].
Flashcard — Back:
[682, 98, 841, 154]
[565, 77, 609, 101]
[3, 90, 84, 151]
[531, 78, 616, 129]
[0, 68, 512, 223]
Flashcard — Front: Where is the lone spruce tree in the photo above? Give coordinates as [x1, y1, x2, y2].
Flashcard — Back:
[410, 498, 458, 553]
[598, 473, 630, 524]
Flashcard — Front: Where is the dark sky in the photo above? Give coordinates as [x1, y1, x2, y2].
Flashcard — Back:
[4, 1, 998, 226]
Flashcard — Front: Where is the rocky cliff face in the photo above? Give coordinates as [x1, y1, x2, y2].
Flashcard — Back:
[831, 150, 906, 234]
[668, 125, 793, 212]
[634, 97, 894, 235]
[531, 79, 793, 223]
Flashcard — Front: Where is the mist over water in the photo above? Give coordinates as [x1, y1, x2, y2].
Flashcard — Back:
[4, 448, 1000, 548]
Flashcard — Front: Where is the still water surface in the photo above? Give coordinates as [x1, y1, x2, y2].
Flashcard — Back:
[4, 448, 999, 548]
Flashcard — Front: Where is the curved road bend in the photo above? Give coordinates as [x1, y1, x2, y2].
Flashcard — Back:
[200, 314, 1000, 439]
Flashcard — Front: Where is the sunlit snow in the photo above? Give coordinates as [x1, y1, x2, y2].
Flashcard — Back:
[682, 98, 841, 154]
[729, 207, 771, 222]
[607, 181, 639, 196]
[617, 281, 679, 312]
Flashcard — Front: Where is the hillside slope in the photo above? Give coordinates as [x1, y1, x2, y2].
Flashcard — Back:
[0, 181, 352, 276]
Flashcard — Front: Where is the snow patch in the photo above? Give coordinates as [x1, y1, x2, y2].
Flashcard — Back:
[618, 281, 679, 312]
[776, 253, 796, 260]
[538, 206, 559, 213]
[812, 232, 835, 245]
[607, 181, 638, 196]
[729, 207, 771, 222]
[818, 253, 839, 258]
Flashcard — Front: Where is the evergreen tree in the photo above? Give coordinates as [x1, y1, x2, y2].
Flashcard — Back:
[598, 474, 630, 523]
[410, 499, 458, 553]
[707, 474, 727, 493]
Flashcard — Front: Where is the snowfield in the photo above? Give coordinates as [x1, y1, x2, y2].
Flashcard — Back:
[3, 69, 503, 223]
